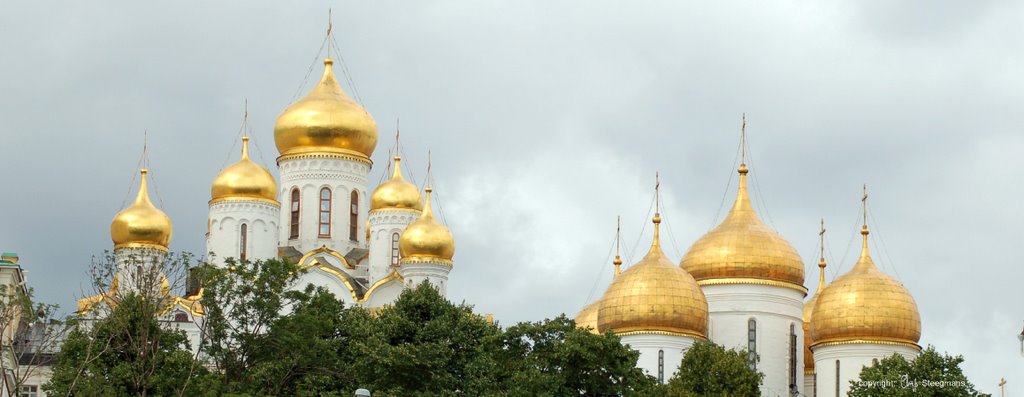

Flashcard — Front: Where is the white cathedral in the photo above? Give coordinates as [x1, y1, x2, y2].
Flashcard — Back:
[72, 48, 923, 397]
[78, 57, 456, 353]
[575, 160, 923, 397]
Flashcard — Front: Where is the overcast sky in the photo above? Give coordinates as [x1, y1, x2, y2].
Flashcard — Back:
[2, 1, 1022, 394]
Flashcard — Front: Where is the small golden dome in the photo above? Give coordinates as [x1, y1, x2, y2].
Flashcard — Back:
[274, 58, 378, 159]
[575, 301, 600, 334]
[111, 169, 173, 250]
[399, 188, 455, 262]
[597, 214, 708, 338]
[211, 136, 278, 203]
[681, 164, 804, 289]
[810, 227, 921, 347]
[371, 157, 423, 211]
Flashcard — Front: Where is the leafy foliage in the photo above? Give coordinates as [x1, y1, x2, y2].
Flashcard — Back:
[660, 341, 763, 397]
[848, 346, 981, 397]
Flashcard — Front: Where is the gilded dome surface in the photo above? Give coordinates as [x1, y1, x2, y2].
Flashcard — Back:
[111, 169, 173, 249]
[274, 58, 378, 159]
[574, 301, 600, 334]
[681, 165, 804, 289]
[371, 157, 423, 211]
[810, 227, 921, 347]
[399, 188, 455, 262]
[211, 137, 278, 203]
[597, 215, 708, 338]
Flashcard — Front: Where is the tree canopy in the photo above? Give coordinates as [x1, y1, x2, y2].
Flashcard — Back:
[848, 346, 981, 397]
[660, 341, 763, 397]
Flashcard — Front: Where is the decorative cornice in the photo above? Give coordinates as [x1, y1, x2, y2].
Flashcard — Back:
[698, 277, 808, 295]
[399, 256, 454, 267]
[615, 329, 708, 340]
[114, 243, 169, 252]
[277, 151, 372, 167]
[810, 338, 921, 351]
[209, 197, 281, 207]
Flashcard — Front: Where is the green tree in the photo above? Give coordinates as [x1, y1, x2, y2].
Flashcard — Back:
[43, 293, 215, 397]
[492, 315, 657, 396]
[848, 345, 981, 397]
[661, 341, 763, 397]
[190, 257, 301, 391]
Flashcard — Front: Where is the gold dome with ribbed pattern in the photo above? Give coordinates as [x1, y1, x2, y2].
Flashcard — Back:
[211, 137, 278, 204]
[597, 215, 708, 338]
[110, 169, 173, 250]
[371, 157, 423, 211]
[810, 226, 921, 347]
[274, 58, 378, 159]
[399, 188, 455, 262]
[680, 164, 805, 290]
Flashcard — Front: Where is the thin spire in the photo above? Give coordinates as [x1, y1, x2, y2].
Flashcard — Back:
[391, 156, 404, 180]
[327, 9, 333, 59]
[818, 218, 827, 291]
[426, 150, 433, 189]
[652, 173, 662, 248]
[613, 216, 623, 276]
[241, 136, 250, 160]
[740, 113, 747, 167]
[135, 169, 152, 206]
[861, 184, 869, 232]
[855, 184, 875, 269]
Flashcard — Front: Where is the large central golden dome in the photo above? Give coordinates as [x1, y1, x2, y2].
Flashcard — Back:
[371, 156, 423, 211]
[274, 58, 378, 159]
[810, 226, 921, 347]
[681, 164, 805, 290]
[597, 214, 708, 338]
[110, 169, 173, 250]
[211, 136, 278, 204]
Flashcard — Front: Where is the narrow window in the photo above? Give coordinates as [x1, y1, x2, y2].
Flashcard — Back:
[239, 223, 248, 260]
[319, 188, 332, 238]
[835, 360, 840, 397]
[174, 312, 189, 322]
[658, 349, 665, 383]
[747, 318, 757, 370]
[289, 188, 300, 239]
[349, 190, 359, 241]
[391, 232, 400, 266]
[789, 324, 798, 393]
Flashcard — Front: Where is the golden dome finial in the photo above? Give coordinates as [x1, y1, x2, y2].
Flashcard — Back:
[613, 215, 623, 276]
[818, 218, 827, 292]
[111, 168, 173, 250]
[274, 56, 378, 159]
[211, 135, 278, 203]
[398, 186, 455, 262]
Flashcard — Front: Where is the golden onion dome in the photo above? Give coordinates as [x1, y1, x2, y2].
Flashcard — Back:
[399, 187, 455, 262]
[597, 214, 708, 338]
[680, 164, 805, 290]
[274, 58, 378, 159]
[810, 226, 921, 347]
[111, 169, 173, 250]
[371, 156, 423, 211]
[575, 301, 600, 334]
[210, 136, 278, 204]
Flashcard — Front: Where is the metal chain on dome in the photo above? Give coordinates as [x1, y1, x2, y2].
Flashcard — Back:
[707, 118, 743, 231]
[220, 101, 249, 171]
[867, 204, 904, 281]
[120, 133, 147, 210]
[655, 179, 684, 260]
[287, 28, 330, 104]
[328, 34, 364, 105]
[583, 222, 619, 305]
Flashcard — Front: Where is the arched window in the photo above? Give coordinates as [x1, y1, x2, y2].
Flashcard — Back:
[319, 188, 332, 238]
[835, 360, 841, 397]
[239, 223, 248, 261]
[289, 188, 300, 239]
[174, 312, 189, 322]
[349, 190, 359, 241]
[658, 349, 665, 383]
[789, 323, 797, 393]
[747, 318, 757, 370]
[391, 232, 400, 266]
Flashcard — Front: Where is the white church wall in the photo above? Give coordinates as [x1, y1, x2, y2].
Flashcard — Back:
[368, 208, 419, 285]
[701, 283, 805, 397]
[813, 343, 919, 397]
[619, 333, 696, 384]
[278, 156, 370, 255]
[207, 200, 279, 267]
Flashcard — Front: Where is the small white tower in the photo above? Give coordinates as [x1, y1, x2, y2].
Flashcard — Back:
[274, 58, 378, 255]
[368, 156, 422, 285]
[396, 187, 454, 295]
[207, 136, 281, 266]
